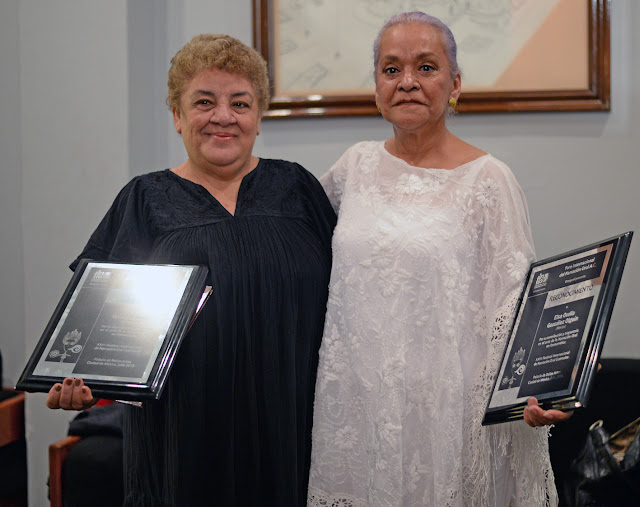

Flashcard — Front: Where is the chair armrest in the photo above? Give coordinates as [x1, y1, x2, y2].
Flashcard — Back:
[0, 389, 25, 447]
[49, 435, 82, 507]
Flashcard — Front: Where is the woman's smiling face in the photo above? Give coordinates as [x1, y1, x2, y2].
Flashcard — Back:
[173, 68, 261, 178]
[375, 22, 460, 132]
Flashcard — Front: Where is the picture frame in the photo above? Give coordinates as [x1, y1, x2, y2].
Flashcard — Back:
[253, 0, 610, 118]
[16, 261, 211, 401]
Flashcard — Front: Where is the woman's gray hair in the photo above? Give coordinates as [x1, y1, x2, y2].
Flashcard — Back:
[372, 11, 460, 79]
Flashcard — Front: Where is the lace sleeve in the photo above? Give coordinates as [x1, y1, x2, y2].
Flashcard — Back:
[464, 158, 558, 507]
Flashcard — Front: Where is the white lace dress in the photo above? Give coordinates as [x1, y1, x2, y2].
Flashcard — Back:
[308, 141, 558, 507]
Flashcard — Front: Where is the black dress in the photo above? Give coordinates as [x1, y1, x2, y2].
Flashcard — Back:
[70, 159, 336, 506]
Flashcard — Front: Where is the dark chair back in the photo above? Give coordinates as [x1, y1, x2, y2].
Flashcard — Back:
[549, 358, 640, 506]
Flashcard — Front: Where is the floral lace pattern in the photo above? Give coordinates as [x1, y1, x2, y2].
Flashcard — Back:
[309, 142, 557, 507]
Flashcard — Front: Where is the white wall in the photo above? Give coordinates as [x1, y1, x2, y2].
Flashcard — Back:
[1, 1, 638, 505]
[0, 0, 24, 388]
[16, 1, 130, 504]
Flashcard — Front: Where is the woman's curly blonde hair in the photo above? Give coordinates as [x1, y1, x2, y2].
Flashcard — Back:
[167, 34, 270, 114]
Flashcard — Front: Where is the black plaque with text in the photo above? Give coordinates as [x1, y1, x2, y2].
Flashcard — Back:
[483, 232, 633, 425]
[16, 260, 210, 401]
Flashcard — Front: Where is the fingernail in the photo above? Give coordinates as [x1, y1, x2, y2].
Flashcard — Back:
[55, 385, 62, 391]
[65, 378, 72, 386]
[74, 378, 82, 386]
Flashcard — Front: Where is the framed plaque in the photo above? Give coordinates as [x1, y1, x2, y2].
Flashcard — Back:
[483, 232, 633, 425]
[16, 260, 211, 401]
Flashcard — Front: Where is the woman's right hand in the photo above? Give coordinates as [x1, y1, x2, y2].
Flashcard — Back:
[46, 377, 98, 410]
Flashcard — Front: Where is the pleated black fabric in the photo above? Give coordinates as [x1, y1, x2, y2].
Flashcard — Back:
[70, 159, 336, 506]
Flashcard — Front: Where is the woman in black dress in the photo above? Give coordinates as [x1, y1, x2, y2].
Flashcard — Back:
[46, 34, 335, 506]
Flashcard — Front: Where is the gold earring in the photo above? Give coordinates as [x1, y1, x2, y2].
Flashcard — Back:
[376, 102, 381, 113]
[448, 97, 457, 108]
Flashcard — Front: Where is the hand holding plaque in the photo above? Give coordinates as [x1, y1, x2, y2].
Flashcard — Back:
[483, 232, 633, 425]
[46, 377, 98, 411]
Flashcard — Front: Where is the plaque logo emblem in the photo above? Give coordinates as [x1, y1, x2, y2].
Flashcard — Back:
[534, 272, 549, 290]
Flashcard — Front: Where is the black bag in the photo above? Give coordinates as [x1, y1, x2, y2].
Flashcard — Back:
[565, 416, 640, 506]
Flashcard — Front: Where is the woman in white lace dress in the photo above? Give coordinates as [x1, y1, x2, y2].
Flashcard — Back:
[307, 12, 570, 507]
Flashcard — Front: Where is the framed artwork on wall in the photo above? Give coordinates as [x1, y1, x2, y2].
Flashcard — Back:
[253, 0, 610, 118]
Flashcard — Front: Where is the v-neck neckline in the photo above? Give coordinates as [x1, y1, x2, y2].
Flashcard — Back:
[167, 159, 262, 217]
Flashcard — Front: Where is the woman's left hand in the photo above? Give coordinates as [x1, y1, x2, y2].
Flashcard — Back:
[523, 396, 573, 427]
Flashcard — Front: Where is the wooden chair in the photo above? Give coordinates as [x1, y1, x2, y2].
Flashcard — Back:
[0, 389, 25, 449]
[47, 402, 124, 507]
[48, 435, 82, 507]
[0, 389, 27, 507]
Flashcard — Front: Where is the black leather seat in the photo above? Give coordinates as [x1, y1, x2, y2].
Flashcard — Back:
[548, 357, 640, 506]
